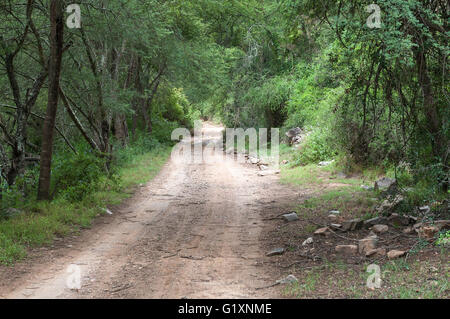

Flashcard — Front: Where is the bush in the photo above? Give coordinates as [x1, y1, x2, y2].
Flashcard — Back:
[113, 132, 162, 166]
[51, 150, 106, 202]
[293, 127, 337, 165]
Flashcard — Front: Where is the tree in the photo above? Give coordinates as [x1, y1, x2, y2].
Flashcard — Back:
[37, 0, 64, 200]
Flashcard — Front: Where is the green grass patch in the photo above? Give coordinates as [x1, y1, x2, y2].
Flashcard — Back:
[282, 257, 448, 299]
[280, 161, 363, 187]
[0, 146, 171, 265]
[280, 164, 327, 186]
[295, 186, 378, 219]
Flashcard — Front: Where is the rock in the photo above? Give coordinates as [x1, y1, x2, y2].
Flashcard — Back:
[335, 245, 358, 256]
[259, 165, 269, 171]
[341, 219, 363, 232]
[328, 214, 338, 221]
[388, 213, 412, 227]
[314, 227, 330, 236]
[257, 170, 280, 176]
[318, 160, 334, 167]
[403, 227, 415, 234]
[359, 235, 378, 254]
[418, 226, 439, 241]
[376, 195, 404, 213]
[276, 274, 298, 285]
[102, 208, 113, 215]
[249, 157, 260, 164]
[368, 230, 377, 237]
[281, 160, 289, 165]
[361, 185, 374, 191]
[365, 248, 386, 257]
[286, 127, 304, 145]
[282, 212, 299, 222]
[387, 250, 406, 259]
[374, 177, 397, 193]
[292, 136, 303, 144]
[286, 127, 302, 139]
[418, 205, 430, 214]
[266, 248, 285, 257]
[364, 216, 388, 228]
[302, 237, 313, 246]
[330, 223, 342, 230]
[329, 210, 340, 215]
[372, 224, 389, 234]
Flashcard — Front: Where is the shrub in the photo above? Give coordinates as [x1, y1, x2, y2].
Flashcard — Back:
[295, 127, 338, 165]
[51, 150, 106, 202]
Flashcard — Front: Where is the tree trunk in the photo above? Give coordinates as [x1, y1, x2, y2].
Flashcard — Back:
[37, 0, 64, 200]
[114, 114, 129, 146]
[415, 48, 448, 192]
[134, 57, 152, 133]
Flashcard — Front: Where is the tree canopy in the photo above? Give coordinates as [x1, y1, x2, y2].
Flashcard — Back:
[0, 0, 448, 205]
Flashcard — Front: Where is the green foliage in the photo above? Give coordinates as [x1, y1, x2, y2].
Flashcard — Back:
[436, 231, 450, 247]
[154, 87, 200, 128]
[296, 128, 337, 165]
[0, 144, 171, 264]
[0, 0, 448, 265]
[51, 150, 106, 202]
[0, 232, 26, 265]
[114, 134, 162, 167]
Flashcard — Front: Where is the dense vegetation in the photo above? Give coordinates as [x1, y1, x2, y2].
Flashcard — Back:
[203, 0, 449, 199]
[0, 1, 448, 219]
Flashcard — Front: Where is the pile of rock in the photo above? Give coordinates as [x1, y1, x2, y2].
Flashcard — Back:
[375, 194, 405, 214]
[285, 127, 306, 145]
[309, 205, 449, 260]
[244, 154, 272, 171]
[374, 177, 397, 194]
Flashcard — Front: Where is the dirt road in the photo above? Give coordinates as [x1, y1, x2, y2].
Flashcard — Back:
[2, 123, 296, 299]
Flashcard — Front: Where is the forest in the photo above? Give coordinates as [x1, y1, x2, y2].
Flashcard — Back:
[1, 0, 448, 201]
[0, 0, 448, 299]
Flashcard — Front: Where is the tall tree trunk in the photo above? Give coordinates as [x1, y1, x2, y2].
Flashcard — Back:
[112, 43, 129, 146]
[145, 77, 163, 134]
[80, 29, 110, 157]
[37, 0, 64, 200]
[144, 63, 166, 135]
[114, 114, 128, 145]
[134, 57, 152, 133]
[415, 48, 448, 192]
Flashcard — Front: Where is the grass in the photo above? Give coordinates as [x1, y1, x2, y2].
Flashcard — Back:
[280, 162, 364, 187]
[278, 143, 384, 187]
[278, 145, 380, 219]
[282, 257, 449, 299]
[277, 143, 449, 299]
[280, 164, 328, 186]
[380, 259, 449, 299]
[283, 272, 320, 298]
[295, 186, 379, 220]
[0, 146, 171, 265]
